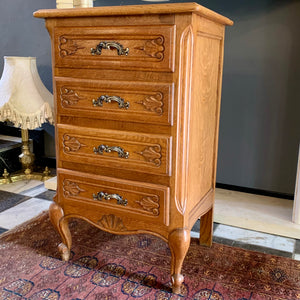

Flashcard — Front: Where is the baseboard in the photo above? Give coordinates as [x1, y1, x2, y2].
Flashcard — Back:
[216, 183, 294, 200]
[43, 165, 294, 200]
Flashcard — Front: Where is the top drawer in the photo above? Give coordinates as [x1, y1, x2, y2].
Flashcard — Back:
[54, 25, 175, 72]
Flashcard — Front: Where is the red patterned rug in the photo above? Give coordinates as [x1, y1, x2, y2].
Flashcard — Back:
[0, 212, 299, 300]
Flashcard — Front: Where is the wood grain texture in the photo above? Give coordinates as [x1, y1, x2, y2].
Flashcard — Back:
[49, 201, 71, 261]
[200, 206, 214, 247]
[57, 124, 172, 176]
[54, 25, 175, 72]
[34, 2, 233, 26]
[174, 24, 193, 217]
[186, 23, 224, 215]
[35, 4, 232, 292]
[168, 228, 191, 294]
[55, 77, 174, 125]
[57, 168, 170, 226]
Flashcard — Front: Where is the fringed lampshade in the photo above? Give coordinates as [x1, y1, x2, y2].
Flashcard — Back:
[0, 56, 54, 183]
[0, 56, 53, 129]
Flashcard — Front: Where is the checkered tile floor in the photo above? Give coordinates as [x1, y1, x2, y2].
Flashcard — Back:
[0, 180, 299, 260]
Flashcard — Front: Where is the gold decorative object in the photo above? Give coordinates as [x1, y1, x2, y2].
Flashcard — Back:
[0, 56, 54, 184]
[56, 0, 94, 9]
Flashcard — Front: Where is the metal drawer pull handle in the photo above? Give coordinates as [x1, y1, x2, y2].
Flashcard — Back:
[93, 144, 129, 159]
[91, 41, 129, 56]
[92, 95, 129, 109]
[93, 191, 128, 206]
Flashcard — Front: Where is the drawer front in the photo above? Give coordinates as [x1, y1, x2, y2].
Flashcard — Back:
[58, 124, 172, 176]
[54, 25, 175, 72]
[58, 169, 170, 226]
[56, 77, 174, 125]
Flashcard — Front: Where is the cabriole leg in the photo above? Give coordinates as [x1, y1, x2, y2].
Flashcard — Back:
[49, 202, 72, 261]
[168, 228, 190, 294]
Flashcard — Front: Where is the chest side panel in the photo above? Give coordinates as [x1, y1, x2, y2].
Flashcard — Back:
[187, 17, 225, 217]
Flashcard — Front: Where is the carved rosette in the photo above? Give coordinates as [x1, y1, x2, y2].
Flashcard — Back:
[60, 87, 82, 107]
[136, 196, 160, 216]
[136, 92, 164, 115]
[63, 134, 85, 152]
[136, 145, 162, 167]
[63, 179, 85, 197]
[97, 214, 127, 232]
[59, 36, 83, 57]
[135, 37, 165, 60]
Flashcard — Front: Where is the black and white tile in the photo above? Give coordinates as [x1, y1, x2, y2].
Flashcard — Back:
[0, 181, 54, 231]
[0, 180, 299, 260]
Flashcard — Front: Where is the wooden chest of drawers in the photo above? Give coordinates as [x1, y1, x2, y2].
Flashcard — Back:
[34, 3, 232, 293]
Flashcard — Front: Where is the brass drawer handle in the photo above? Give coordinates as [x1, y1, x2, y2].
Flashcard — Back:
[93, 144, 129, 159]
[92, 95, 129, 109]
[91, 41, 129, 56]
[93, 191, 128, 206]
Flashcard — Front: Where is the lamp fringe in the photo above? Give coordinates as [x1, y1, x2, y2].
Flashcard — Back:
[0, 101, 54, 130]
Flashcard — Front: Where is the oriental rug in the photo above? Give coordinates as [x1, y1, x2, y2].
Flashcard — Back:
[0, 212, 299, 300]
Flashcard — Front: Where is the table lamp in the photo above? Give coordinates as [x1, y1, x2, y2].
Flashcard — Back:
[0, 56, 54, 184]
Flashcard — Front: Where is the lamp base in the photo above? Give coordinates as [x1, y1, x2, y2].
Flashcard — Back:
[0, 167, 53, 184]
[0, 129, 54, 184]
[19, 128, 35, 173]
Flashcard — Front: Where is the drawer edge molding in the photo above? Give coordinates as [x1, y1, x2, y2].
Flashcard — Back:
[56, 77, 174, 126]
[54, 25, 175, 72]
[58, 125, 172, 176]
[58, 169, 170, 225]
[61, 178, 167, 221]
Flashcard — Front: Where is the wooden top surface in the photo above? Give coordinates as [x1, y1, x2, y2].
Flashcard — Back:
[33, 2, 233, 26]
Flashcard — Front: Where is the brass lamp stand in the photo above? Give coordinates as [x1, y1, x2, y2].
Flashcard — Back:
[0, 129, 52, 184]
[19, 129, 35, 175]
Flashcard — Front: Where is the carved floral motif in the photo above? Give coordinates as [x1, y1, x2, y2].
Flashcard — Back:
[63, 134, 85, 152]
[59, 36, 83, 57]
[98, 214, 127, 232]
[63, 180, 85, 197]
[136, 92, 164, 115]
[60, 87, 82, 107]
[136, 196, 160, 216]
[136, 145, 162, 167]
[135, 37, 165, 60]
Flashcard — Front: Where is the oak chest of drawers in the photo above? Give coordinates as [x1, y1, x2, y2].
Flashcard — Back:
[34, 3, 232, 293]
